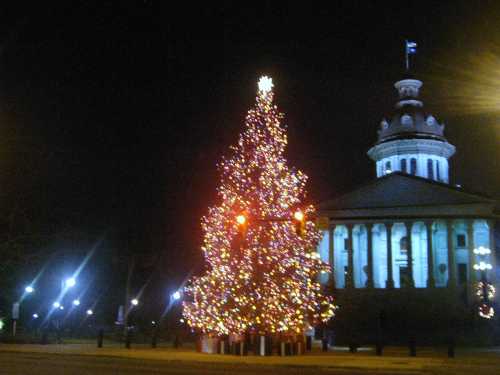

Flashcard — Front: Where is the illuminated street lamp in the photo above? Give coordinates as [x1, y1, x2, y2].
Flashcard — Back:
[65, 277, 76, 288]
[25, 286, 35, 294]
[86, 309, 93, 316]
[171, 291, 181, 301]
[72, 299, 81, 307]
[53, 301, 61, 309]
[131, 298, 139, 306]
[32, 313, 39, 319]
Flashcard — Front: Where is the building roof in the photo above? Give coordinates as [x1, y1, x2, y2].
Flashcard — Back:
[318, 172, 498, 220]
[376, 79, 448, 144]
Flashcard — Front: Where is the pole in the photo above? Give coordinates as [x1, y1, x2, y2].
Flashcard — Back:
[97, 329, 104, 348]
[12, 320, 17, 337]
[405, 40, 409, 71]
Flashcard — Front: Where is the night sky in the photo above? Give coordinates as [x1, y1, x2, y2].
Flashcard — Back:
[1, 1, 499, 317]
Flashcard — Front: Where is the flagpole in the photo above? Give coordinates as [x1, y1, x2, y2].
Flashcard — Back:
[405, 40, 409, 71]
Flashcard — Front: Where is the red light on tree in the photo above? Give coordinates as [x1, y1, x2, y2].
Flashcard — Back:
[236, 214, 246, 225]
[293, 210, 305, 236]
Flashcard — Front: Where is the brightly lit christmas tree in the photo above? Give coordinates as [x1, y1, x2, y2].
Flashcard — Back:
[182, 76, 335, 337]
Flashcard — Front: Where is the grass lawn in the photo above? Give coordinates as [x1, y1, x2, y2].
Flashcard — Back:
[1, 343, 499, 374]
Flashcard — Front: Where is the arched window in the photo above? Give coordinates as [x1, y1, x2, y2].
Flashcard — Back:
[400, 236, 408, 253]
[400, 159, 407, 173]
[410, 158, 417, 175]
[427, 159, 434, 180]
[385, 161, 392, 174]
[436, 160, 441, 181]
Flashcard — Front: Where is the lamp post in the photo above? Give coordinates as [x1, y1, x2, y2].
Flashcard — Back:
[12, 285, 36, 336]
[169, 290, 183, 348]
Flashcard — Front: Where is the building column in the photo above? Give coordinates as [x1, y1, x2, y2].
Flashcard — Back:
[446, 220, 457, 288]
[425, 220, 435, 288]
[346, 224, 354, 289]
[404, 221, 415, 288]
[488, 220, 496, 284]
[329, 225, 336, 289]
[385, 222, 394, 289]
[466, 220, 476, 285]
[366, 223, 374, 288]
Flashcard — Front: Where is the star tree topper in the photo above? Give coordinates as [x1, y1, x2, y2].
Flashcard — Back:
[258, 75, 273, 94]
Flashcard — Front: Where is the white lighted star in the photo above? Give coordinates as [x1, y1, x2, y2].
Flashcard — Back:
[258, 76, 273, 93]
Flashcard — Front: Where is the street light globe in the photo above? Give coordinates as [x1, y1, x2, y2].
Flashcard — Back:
[172, 291, 181, 300]
[53, 301, 61, 309]
[32, 313, 39, 319]
[131, 298, 139, 306]
[86, 309, 93, 316]
[25, 286, 35, 294]
[65, 277, 76, 288]
[59, 305, 64, 310]
[72, 299, 80, 306]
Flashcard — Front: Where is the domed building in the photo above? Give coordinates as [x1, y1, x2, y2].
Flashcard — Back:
[316, 75, 498, 332]
[368, 78, 455, 183]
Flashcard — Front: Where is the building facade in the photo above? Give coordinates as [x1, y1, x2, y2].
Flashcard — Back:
[316, 76, 498, 296]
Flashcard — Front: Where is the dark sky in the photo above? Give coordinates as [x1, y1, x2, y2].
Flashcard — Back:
[1, 1, 499, 304]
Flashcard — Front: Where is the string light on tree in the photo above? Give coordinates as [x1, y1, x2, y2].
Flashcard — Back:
[182, 76, 335, 337]
[473, 246, 495, 319]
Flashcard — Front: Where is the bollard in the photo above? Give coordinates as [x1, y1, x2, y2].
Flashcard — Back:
[408, 336, 416, 357]
[447, 337, 455, 358]
[240, 341, 247, 356]
[266, 336, 272, 356]
[173, 335, 180, 348]
[349, 342, 357, 353]
[41, 331, 48, 345]
[280, 342, 286, 356]
[151, 330, 157, 348]
[97, 329, 104, 348]
[259, 336, 266, 356]
[125, 330, 132, 349]
[375, 340, 383, 356]
[306, 336, 312, 351]
[321, 337, 328, 352]
[296, 342, 301, 355]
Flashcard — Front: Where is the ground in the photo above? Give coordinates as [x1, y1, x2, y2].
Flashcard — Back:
[0, 343, 499, 375]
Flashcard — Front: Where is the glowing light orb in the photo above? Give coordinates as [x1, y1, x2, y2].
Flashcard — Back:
[258, 76, 273, 94]
[131, 298, 139, 306]
[236, 214, 246, 225]
[32, 313, 39, 319]
[72, 299, 80, 306]
[86, 309, 93, 316]
[172, 291, 181, 300]
[293, 210, 304, 222]
[25, 286, 34, 293]
[65, 277, 76, 288]
[53, 301, 61, 309]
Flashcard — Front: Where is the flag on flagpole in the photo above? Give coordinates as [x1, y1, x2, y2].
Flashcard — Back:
[406, 40, 417, 55]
